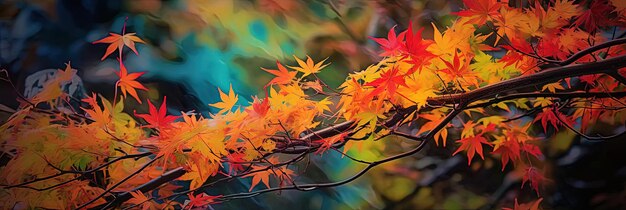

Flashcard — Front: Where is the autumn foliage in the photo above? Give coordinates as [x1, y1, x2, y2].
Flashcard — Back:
[2, 0, 626, 209]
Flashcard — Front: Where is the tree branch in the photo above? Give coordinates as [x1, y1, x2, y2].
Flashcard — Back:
[428, 54, 626, 105]
[91, 167, 187, 209]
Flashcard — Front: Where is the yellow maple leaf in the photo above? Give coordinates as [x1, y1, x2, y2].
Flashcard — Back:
[542, 82, 565, 93]
[289, 55, 329, 76]
[210, 84, 238, 114]
[477, 116, 505, 126]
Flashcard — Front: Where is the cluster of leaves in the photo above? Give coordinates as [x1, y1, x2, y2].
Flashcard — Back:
[1, 0, 626, 209]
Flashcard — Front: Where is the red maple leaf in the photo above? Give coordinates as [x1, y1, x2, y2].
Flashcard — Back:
[364, 66, 407, 100]
[534, 108, 573, 133]
[401, 22, 435, 74]
[246, 96, 270, 118]
[370, 25, 406, 57]
[522, 166, 545, 195]
[574, 0, 617, 33]
[503, 197, 543, 210]
[314, 133, 348, 154]
[185, 193, 221, 209]
[226, 153, 247, 174]
[522, 143, 543, 159]
[134, 96, 179, 130]
[502, 37, 534, 55]
[492, 138, 521, 171]
[439, 51, 472, 80]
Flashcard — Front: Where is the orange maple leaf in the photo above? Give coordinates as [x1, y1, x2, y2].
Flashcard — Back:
[243, 165, 272, 191]
[81, 93, 111, 126]
[117, 60, 148, 104]
[93, 32, 145, 60]
[128, 191, 150, 210]
[453, 135, 494, 165]
[453, 124, 496, 165]
[262, 61, 296, 87]
[454, 0, 502, 25]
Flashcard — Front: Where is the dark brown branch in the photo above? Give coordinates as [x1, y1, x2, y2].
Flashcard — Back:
[2, 152, 152, 190]
[91, 167, 187, 209]
[608, 72, 626, 85]
[428, 54, 626, 105]
[465, 91, 626, 109]
[558, 38, 626, 66]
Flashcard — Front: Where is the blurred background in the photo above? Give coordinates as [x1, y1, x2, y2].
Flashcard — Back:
[2, 0, 626, 209]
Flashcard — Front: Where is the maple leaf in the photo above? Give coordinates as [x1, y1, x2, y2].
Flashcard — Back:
[503, 198, 543, 210]
[522, 143, 543, 159]
[534, 108, 572, 133]
[370, 25, 406, 57]
[522, 166, 545, 195]
[117, 60, 148, 104]
[492, 135, 521, 171]
[210, 84, 239, 114]
[184, 193, 221, 209]
[135, 96, 179, 129]
[30, 63, 76, 106]
[226, 153, 247, 174]
[574, 0, 616, 33]
[493, 7, 524, 45]
[128, 191, 150, 210]
[81, 93, 111, 126]
[418, 111, 450, 146]
[553, 0, 581, 21]
[289, 55, 329, 76]
[439, 51, 479, 87]
[262, 61, 297, 87]
[402, 22, 435, 74]
[243, 165, 272, 191]
[303, 80, 324, 93]
[93, 32, 146, 60]
[453, 134, 494, 165]
[246, 96, 270, 118]
[454, 0, 502, 25]
[477, 116, 505, 126]
[364, 66, 407, 99]
[315, 133, 348, 154]
[430, 23, 460, 56]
